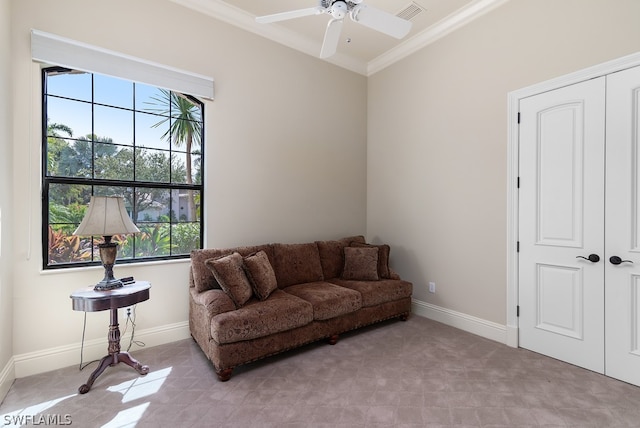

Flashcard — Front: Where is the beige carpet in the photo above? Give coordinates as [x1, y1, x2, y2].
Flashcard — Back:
[2, 315, 640, 427]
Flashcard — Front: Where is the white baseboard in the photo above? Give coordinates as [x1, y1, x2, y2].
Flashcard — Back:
[13, 321, 190, 378]
[0, 356, 15, 403]
[412, 299, 510, 345]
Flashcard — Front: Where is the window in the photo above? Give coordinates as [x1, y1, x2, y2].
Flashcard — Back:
[43, 67, 204, 269]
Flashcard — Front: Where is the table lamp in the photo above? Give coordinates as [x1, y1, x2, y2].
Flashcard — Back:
[74, 196, 140, 291]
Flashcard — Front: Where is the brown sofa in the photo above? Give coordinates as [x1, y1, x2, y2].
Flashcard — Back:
[189, 235, 413, 381]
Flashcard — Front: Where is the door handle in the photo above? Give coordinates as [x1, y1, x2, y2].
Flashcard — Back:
[576, 254, 600, 263]
[609, 256, 633, 265]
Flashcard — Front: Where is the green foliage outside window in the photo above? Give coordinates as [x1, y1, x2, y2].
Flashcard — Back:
[43, 68, 204, 268]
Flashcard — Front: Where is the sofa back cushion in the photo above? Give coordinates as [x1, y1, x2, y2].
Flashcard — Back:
[272, 242, 324, 288]
[191, 244, 274, 293]
[316, 235, 366, 279]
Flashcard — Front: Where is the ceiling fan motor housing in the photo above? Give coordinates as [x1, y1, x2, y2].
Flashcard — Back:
[322, 0, 355, 6]
[329, 1, 348, 19]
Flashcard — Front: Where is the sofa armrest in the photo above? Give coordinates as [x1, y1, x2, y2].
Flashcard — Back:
[190, 288, 235, 317]
[389, 268, 401, 280]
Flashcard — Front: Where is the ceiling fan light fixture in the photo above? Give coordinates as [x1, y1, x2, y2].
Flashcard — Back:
[330, 1, 348, 19]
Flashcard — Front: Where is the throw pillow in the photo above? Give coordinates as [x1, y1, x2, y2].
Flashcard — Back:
[204, 252, 253, 308]
[350, 242, 391, 279]
[243, 250, 278, 300]
[342, 246, 379, 281]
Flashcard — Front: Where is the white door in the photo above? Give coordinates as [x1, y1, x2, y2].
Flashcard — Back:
[605, 65, 640, 386]
[518, 77, 606, 373]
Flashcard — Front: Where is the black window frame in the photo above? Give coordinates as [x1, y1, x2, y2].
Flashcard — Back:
[41, 66, 205, 270]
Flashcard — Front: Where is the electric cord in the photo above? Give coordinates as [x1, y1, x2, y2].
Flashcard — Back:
[79, 306, 146, 371]
[79, 312, 100, 371]
[123, 305, 145, 352]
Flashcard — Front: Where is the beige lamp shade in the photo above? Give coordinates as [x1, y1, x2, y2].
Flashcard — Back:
[74, 196, 140, 236]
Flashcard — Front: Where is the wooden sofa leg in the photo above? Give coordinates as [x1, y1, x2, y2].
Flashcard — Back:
[216, 368, 233, 382]
[400, 313, 409, 321]
[327, 334, 339, 345]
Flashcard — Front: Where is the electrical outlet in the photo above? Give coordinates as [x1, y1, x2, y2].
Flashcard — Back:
[429, 282, 436, 293]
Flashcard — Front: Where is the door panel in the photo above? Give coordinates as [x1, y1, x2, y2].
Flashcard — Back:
[536, 103, 586, 247]
[519, 77, 606, 373]
[605, 65, 640, 386]
[536, 264, 584, 339]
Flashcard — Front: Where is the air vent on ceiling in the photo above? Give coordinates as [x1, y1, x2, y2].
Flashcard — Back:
[396, 2, 425, 21]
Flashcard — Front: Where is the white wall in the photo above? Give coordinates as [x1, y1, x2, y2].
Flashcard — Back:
[0, 0, 15, 399]
[8, 0, 367, 378]
[368, 0, 640, 326]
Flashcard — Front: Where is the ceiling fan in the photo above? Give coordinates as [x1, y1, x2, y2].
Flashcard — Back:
[255, 0, 413, 59]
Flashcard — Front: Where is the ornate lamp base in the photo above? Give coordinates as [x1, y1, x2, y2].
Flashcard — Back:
[95, 236, 123, 291]
[94, 278, 124, 291]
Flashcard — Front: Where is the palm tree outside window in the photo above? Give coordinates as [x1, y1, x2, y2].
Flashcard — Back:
[42, 67, 204, 269]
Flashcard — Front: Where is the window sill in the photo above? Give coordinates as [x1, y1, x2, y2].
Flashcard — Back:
[40, 257, 190, 276]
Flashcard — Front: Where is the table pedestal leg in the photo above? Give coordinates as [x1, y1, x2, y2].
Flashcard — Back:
[78, 307, 149, 394]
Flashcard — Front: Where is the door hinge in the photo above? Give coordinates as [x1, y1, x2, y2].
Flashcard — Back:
[517, 177, 520, 188]
[517, 112, 521, 124]
[517, 241, 520, 252]
[517, 305, 520, 317]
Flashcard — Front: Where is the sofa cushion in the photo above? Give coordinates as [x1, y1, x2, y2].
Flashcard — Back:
[316, 235, 366, 279]
[284, 282, 362, 320]
[350, 242, 391, 279]
[191, 245, 274, 292]
[210, 290, 313, 345]
[342, 246, 379, 281]
[329, 278, 413, 307]
[272, 242, 324, 288]
[205, 253, 253, 309]
[243, 250, 278, 301]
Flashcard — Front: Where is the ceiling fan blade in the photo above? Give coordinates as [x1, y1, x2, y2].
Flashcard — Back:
[320, 18, 344, 58]
[351, 4, 412, 39]
[256, 6, 324, 24]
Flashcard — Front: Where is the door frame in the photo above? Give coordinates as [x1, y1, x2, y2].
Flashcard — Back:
[506, 51, 640, 348]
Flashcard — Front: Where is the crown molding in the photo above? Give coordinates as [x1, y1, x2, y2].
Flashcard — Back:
[367, 0, 510, 75]
[171, 0, 510, 77]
